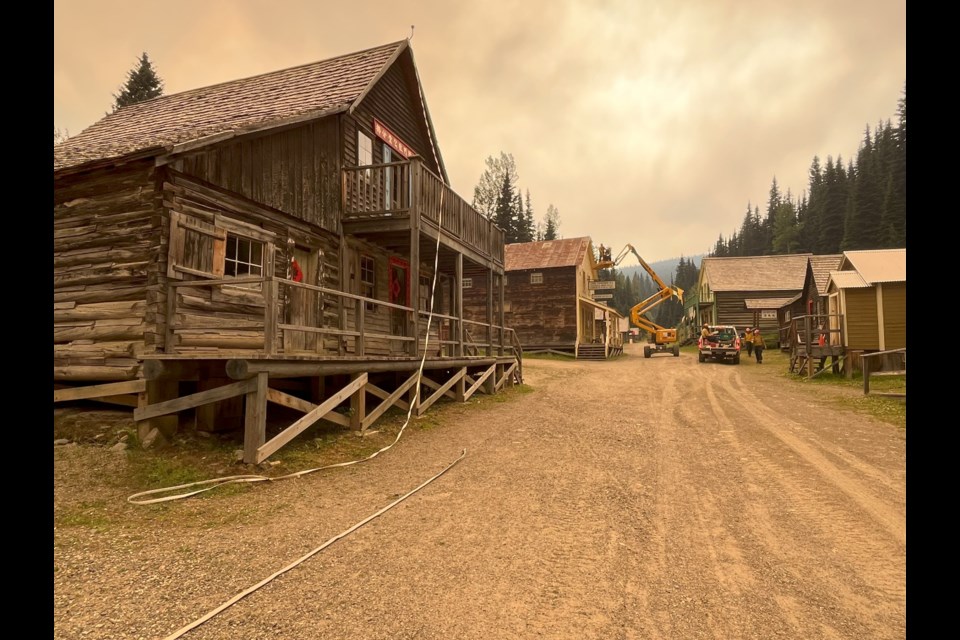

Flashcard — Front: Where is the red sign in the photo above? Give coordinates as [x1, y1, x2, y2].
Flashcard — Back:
[373, 118, 415, 159]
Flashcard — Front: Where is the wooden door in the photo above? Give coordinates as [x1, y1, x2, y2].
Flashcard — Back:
[286, 247, 321, 353]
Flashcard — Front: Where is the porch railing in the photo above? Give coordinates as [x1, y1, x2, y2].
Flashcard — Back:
[165, 275, 519, 362]
[343, 159, 505, 264]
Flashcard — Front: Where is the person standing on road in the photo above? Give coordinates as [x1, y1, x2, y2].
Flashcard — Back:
[753, 328, 766, 364]
[742, 327, 754, 357]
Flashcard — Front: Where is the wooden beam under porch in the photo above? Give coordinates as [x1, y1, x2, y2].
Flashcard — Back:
[137, 354, 520, 464]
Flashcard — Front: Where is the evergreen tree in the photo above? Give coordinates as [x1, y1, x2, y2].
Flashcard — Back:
[472, 152, 519, 219]
[112, 52, 164, 111]
[771, 198, 800, 254]
[521, 190, 536, 243]
[494, 173, 517, 242]
[543, 204, 560, 240]
[798, 156, 823, 253]
[817, 156, 848, 254]
[842, 126, 884, 250]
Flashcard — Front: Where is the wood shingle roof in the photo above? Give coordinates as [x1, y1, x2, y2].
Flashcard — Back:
[54, 41, 411, 172]
[701, 254, 811, 291]
[505, 237, 592, 271]
[808, 254, 844, 295]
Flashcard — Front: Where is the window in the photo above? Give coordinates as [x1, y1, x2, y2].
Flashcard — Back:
[358, 131, 372, 167]
[225, 233, 264, 278]
[530, 272, 543, 284]
[463, 277, 473, 289]
[383, 146, 392, 210]
[360, 255, 376, 311]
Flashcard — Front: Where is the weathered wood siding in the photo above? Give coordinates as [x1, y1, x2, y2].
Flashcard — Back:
[501, 267, 578, 348]
[881, 283, 906, 349]
[175, 118, 341, 234]
[347, 60, 440, 175]
[843, 287, 880, 350]
[716, 290, 799, 333]
[54, 161, 161, 381]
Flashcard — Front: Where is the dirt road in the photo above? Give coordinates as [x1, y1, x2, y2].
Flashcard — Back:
[53, 344, 906, 639]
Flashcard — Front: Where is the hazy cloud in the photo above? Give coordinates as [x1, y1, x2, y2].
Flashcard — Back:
[54, 0, 905, 261]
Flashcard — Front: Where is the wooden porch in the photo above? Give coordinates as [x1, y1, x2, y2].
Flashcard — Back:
[55, 273, 523, 463]
[785, 314, 846, 378]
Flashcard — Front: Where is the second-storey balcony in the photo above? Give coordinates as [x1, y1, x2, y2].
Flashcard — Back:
[342, 158, 505, 267]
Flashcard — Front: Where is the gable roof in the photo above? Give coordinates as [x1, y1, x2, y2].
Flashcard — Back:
[505, 237, 592, 271]
[808, 254, 844, 295]
[839, 248, 906, 283]
[700, 254, 811, 292]
[826, 270, 870, 289]
[54, 40, 446, 178]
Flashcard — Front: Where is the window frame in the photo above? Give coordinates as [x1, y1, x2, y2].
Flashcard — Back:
[530, 272, 544, 285]
[360, 254, 376, 312]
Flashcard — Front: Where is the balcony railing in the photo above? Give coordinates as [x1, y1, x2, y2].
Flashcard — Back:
[342, 159, 505, 264]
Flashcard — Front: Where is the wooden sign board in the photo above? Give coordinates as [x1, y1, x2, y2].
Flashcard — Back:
[593, 293, 614, 300]
[588, 280, 616, 290]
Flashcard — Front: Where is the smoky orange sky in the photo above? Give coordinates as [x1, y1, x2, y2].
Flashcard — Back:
[53, 0, 906, 262]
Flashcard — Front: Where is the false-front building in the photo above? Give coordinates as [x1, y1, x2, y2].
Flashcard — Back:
[54, 40, 520, 462]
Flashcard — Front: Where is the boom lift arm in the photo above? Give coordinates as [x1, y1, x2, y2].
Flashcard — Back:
[597, 244, 684, 343]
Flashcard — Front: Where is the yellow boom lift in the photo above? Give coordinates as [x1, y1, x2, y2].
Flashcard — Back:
[596, 244, 684, 358]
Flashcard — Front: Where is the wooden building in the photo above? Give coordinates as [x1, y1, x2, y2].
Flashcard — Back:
[464, 237, 623, 359]
[825, 248, 906, 354]
[54, 40, 520, 462]
[696, 254, 811, 340]
[800, 254, 844, 317]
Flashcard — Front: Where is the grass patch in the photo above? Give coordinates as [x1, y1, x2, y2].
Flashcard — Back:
[56, 501, 111, 528]
[523, 351, 575, 361]
[739, 348, 906, 429]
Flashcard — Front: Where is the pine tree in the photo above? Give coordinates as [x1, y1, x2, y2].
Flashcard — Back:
[472, 152, 519, 219]
[543, 204, 560, 240]
[817, 156, 848, 254]
[842, 126, 884, 250]
[494, 173, 516, 242]
[521, 190, 536, 243]
[112, 52, 164, 111]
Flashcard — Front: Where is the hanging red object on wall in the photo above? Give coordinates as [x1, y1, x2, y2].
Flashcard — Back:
[290, 257, 303, 282]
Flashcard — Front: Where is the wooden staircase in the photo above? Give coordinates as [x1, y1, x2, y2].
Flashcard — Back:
[577, 344, 606, 360]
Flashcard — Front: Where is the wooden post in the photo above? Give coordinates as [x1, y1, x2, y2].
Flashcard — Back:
[164, 283, 176, 353]
[456, 253, 464, 357]
[338, 235, 348, 356]
[409, 161, 421, 357]
[455, 367, 466, 402]
[487, 268, 493, 356]
[264, 278, 278, 356]
[196, 361, 243, 432]
[350, 372, 366, 431]
[137, 379, 179, 445]
[356, 298, 365, 356]
[498, 273, 505, 356]
[243, 372, 269, 464]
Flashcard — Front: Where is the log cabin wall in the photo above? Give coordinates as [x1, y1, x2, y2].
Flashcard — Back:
[54, 160, 162, 382]
[161, 170, 341, 354]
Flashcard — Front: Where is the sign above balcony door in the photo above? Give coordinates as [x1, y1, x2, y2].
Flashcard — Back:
[373, 118, 415, 158]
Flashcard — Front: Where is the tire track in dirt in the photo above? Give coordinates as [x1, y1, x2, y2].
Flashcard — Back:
[720, 372, 905, 545]
[697, 366, 905, 637]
